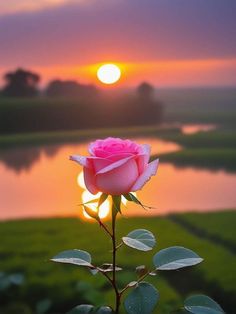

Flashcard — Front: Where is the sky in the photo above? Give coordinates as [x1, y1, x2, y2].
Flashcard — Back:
[0, 0, 236, 87]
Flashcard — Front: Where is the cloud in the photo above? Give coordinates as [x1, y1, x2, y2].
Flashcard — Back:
[0, 0, 235, 86]
[0, 0, 86, 16]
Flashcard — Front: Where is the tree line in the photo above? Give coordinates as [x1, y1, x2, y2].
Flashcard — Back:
[0, 68, 99, 98]
[0, 68, 164, 134]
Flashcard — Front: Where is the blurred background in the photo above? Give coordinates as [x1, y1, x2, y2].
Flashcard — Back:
[0, 1, 236, 313]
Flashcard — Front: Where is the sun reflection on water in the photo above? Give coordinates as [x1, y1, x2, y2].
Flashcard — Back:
[77, 171, 110, 220]
[77, 171, 135, 221]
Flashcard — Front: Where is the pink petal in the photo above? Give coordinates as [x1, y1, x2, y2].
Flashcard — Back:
[87, 157, 112, 172]
[141, 144, 151, 157]
[136, 154, 147, 174]
[108, 152, 133, 161]
[131, 159, 159, 191]
[69, 155, 87, 167]
[96, 156, 135, 175]
[84, 167, 98, 194]
[135, 145, 151, 174]
[96, 159, 139, 195]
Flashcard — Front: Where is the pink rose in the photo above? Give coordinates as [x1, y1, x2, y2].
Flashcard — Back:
[70, 137, 159, 195]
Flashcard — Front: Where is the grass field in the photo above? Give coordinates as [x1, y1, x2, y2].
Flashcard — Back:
[158, 88, 236, 126]
[155, 127, 236, 172]
[158, 128, 236, 149]
[159, 148, 236, 172]
[0, 211, 235, 314]
[1, 88, 236, 127]
[170, 211, 236, 251]
[0, 125, 162, 149]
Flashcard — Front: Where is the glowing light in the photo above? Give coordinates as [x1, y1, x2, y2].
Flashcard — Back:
[81, 190, 110, 219]
[77, 171, 110, 220]
[97, 64, 121, 84]
[77, 171, 86, 189]
[77, 171, 136, 220]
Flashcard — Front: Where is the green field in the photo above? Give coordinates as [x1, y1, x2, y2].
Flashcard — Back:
[0, 211, 235, 314]
[0, 125, 161, 149]
[159, 148, 236, 172]
[1, 88, 236, 127]
[158, 88, 236, 125]
[170, 211, 236, 250]
[155, 127, 236, 172]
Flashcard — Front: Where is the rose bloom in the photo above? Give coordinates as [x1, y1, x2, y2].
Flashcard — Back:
[70, 137, 159, 195]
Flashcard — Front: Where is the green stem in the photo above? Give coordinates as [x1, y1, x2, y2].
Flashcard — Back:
[99, 220, 113, 238]
[112, 204, 120, 314]
[120, 269, 156, 296]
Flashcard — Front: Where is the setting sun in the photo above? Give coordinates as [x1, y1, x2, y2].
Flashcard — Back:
[97, 63, 121, 84]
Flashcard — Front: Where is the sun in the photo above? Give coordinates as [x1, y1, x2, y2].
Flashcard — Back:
[97, 63, 121, 85]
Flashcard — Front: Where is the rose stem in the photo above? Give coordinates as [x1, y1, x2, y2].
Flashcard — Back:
[111, 203, 121, 314]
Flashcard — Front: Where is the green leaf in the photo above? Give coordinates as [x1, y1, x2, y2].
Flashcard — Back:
[127, 281, 138, 287]
[89, 268, 99, 275]
[36, 299, 52, 314]
[67, 305, 112, 314]
[96, 307, 112, 314]
[122, 229, 156, 251]
[124, 282, 159, 314]
[67, 304, 94, 314]
[9, 273, 24, 285]
[0, 274, 11, 291]
[184, 295, 224, 314]
[79, 198, 99, 206]
[51, 249, 92, 267]
[123, 193, 142, 205]
[83, 205, 99, 220]
[112, 195, 122, 213]
[123, 193, 149, 210]
[153, 246, 203, 270]
[98, 193, 108, 208]
[123, 193, 133, 202]
[97, 263, 122, 273]
[135, 265, 148, 278]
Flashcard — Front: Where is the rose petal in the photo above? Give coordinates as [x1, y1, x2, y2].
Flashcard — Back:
[84, 167, 98, 194]
[89, 149, 110, 158]
[96, 159, 139, 195]
[108, 152, 133, 161]
[70, 155, 87, 167]
[87, 157, 112, 172]
[142, 144, 151, 157]
[136, 155, 148, 174]
[96, 156, 135, 175]
[135, 145, 151, 174]
[131, 159, 159, 191]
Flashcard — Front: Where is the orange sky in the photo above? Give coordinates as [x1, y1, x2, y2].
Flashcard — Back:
[0, 0, 236, 88]
[26, 58, 236, 88]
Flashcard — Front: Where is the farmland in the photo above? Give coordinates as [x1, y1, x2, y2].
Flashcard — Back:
[0, 211, 235, 313]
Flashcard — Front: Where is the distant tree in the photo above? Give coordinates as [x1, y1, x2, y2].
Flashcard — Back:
[135, 82, 163, 124]
[46, 80, 98, 98]
[137, 82, 155, 100]
[2, 68, 40, 97]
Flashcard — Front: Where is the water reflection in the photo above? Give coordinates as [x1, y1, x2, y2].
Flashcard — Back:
[0, 138, 181, 173]
[0, 146, 60, 173]
[181, 124, 216, 135]
[0, 140, 235, 220]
